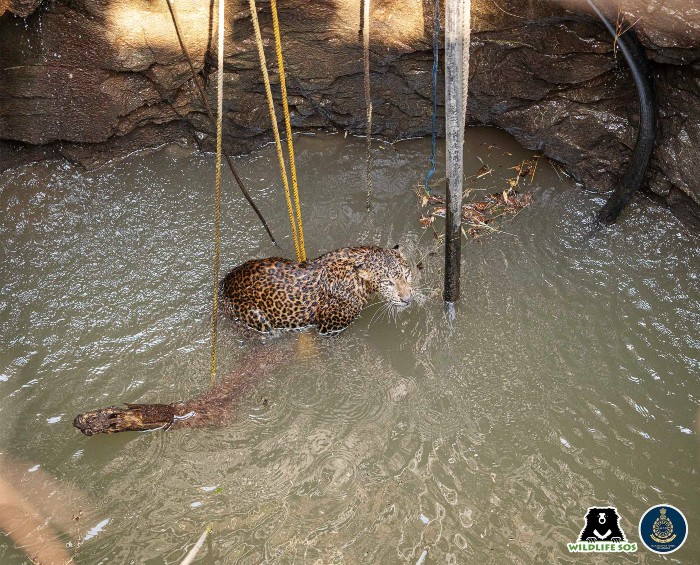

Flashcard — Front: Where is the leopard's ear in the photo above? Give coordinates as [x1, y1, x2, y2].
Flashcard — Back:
[392, 244, 405, 259]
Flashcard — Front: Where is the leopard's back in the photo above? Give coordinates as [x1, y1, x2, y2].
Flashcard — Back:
[219, 246, 411, 335]
[219, 257, 322, 332]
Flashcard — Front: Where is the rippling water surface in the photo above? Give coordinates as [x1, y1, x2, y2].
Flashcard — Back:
[1, 129, 698, 563]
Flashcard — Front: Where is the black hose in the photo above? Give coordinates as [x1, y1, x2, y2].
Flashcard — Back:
[586, 0, 656, 224]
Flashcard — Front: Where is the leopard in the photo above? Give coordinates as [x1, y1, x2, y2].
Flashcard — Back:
[218, 245, 414, 335]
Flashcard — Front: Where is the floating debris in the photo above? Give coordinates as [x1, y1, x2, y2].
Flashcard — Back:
[420, 189, 533, 239]
[83, 518, 110, 541]
[418, 154, 538, 239]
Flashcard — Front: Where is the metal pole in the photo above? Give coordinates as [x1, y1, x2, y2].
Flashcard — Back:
[444, 177, 461, 302]
[444, 0, 470, 305]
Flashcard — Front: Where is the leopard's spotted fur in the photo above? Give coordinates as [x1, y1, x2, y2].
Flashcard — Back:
[219, 246, 413, 335]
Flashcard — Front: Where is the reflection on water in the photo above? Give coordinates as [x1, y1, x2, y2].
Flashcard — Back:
[1, 129, 698, 563]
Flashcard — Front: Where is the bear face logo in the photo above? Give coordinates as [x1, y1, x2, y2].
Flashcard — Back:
[578, 507, 627, 542]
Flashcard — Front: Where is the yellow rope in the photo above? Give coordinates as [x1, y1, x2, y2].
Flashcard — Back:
[211, 0, 224, 384]
[270, 0, 306, 262]
[363, 0, 373, 211]
[249, 0, 305, 262]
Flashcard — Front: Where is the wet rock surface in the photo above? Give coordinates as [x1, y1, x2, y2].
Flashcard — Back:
[0, 0, 43, 18]
[0, 0, 698, 228]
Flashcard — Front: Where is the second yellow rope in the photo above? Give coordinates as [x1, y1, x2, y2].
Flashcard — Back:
[211, 0, 225, 384]
[249, 0, 306, 262]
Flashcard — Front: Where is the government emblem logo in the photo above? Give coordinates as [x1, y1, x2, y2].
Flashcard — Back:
[567, 507, 637, 553]
[639, 505, 688, 554]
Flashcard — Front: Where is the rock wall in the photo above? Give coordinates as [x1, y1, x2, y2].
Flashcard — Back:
[0, 0, 698, 228]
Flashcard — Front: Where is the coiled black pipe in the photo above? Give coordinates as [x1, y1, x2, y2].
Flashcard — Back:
[586, 0, 656, 224]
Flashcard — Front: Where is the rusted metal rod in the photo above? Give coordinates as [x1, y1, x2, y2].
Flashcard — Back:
[444, 178, 461, 303]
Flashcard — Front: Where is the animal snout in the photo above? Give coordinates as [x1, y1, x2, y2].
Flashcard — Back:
[395, 279, 413, 307]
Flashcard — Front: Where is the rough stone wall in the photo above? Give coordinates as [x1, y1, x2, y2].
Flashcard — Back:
[0, 0, 698, 228]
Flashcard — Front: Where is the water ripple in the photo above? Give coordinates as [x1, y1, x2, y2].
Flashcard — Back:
[1, 130, 698, 562]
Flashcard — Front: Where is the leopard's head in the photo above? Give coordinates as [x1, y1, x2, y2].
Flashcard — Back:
[357, 245, 414, 308]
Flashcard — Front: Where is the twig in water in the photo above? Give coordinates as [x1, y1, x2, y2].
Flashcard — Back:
[180, 523, 213, 565]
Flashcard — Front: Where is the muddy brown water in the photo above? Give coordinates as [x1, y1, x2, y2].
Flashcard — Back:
[0, 128, 698, 563]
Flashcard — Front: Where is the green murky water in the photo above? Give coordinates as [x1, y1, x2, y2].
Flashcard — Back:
[1, 128, 698, 563]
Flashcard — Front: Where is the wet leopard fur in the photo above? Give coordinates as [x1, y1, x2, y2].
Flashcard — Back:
[219, 246, 413, 335]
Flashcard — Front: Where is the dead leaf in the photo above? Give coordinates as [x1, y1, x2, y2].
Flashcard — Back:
[419, 215, 435, 228]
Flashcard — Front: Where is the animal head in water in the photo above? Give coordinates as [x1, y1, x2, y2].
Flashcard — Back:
[358, 245, 414, 308]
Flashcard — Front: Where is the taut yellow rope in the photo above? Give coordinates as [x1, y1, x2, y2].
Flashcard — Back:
[211, 0, 224, 384]
[362, 0, 373, 211]
[249, 0, 306, 262]
[270, 0, 306, 261]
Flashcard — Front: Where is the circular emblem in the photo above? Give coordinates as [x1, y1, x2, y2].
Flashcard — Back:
[639, 505, 688, 554]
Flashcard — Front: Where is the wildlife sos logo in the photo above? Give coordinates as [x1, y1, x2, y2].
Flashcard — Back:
[638, 504, 688, 554]
[567, 507, 637, 553]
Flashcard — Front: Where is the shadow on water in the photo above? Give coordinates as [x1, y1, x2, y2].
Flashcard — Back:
[1, 128, 698, 562]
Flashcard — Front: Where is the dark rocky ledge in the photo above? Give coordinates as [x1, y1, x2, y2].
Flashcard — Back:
[0, 0, 698, 230]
